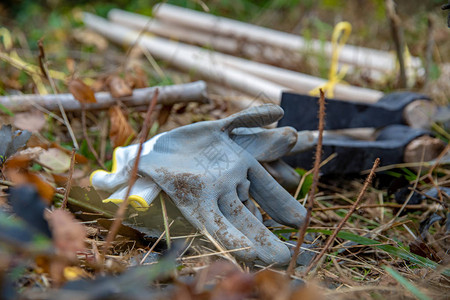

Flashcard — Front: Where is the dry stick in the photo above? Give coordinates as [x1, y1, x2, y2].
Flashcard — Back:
[421, 143, 450, 204]
[386, 0, 407, 88]
[61, 148, 76, 209]
[160, 194, 171, 249]
[294, 153, 337, 200]
[286, 89, 326, 276]
[0, 81, 208, 112]
[37, 40, 79, 149]
[81, 104, 106, 169]
[102, 89, 159, 256]
[140, 220, 175, 265]
[303, 158, 380, 275]
[312, 203, 428, 212]
[424, 15, 434, 83]
[408, 187, 449, 209]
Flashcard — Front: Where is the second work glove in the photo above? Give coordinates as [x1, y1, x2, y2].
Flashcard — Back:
[91, 104, 307, 265]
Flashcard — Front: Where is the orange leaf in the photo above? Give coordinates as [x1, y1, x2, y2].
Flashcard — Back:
[108, 75, 132, 98]
[23, 172, 55, 203]
[45, 209, 86, 258]
[68, 79, 97, 104]
[108, 105, 136, 148]
[4, 154, 55, 202]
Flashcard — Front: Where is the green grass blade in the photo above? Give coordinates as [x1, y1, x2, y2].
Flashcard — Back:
[308, 229, 450, 276]
[383, 266, 431, 300]
[0, 103, 14, 116]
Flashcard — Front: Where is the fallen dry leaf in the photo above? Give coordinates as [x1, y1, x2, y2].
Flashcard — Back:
[37, 148, 71, 174]
[158, 104, 174, 127]
[254, 270, 291, 300]
[4, 154, 55, 202]
[108, 105, 136, 148]
[68, 78, 97, 104]
[23, 172, 55, 203]
[45, 209, 86, 259]
[210, 269, 254, 300]
[125, 65, 148, 89]
[108, 75, 133, 98]
[50, 142, 88, 164]
[13, 111, 46, 133]
[289, 282, 323, 300]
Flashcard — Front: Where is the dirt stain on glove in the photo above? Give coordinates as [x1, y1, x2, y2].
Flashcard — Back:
[155, 167, 205, 205]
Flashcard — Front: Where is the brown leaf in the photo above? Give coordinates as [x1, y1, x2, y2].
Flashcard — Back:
[3, 154, 31, 169]
[37, 148, 71, 174]
[108, 75, 133, 98]
[210, 269, 253, 300]
[289, 282, 323, 300]
[4, 154, 55, 202]
[23, 172, 55, 203]
[125, 66, 147, 89]
[108, 105, 136, 148]
[254, 270, 291, 300]
[45, 209, 86, 259]
[68, 79, 97, 104]
[158, 104, 173, 127]
[13, 111, 46, 133]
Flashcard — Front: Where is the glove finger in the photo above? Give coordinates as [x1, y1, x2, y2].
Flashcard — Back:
[103, 177, 161, 211]
[288, 130, 317, 155]
[90, 146, 135, 191]
[263, 160, 300, 192]
[243, 199, 263, 222]
[248, 161, 307, 229]
[237, 180, 263, 222]
[230, 127, 297, 162]
[220, 104, 284, 133]
[177, 203, 257, 262]
[218, 191, 291, 265]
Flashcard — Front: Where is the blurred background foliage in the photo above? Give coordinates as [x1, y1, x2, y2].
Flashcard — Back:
[0, 0, 448, 95]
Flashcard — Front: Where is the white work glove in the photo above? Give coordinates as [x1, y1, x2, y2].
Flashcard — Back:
[91, 104, 307, 265]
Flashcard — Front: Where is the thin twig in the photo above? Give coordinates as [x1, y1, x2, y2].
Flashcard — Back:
[408, 187, 449, 209]
[386, 0, 407, 88]
[286, 89, 326, 276]
[393, 147, 426, 219]
[139, 220, 174, 265]
[424, 15, 434, 83]
[312, 203, 430, 212]
[160, 194, 171, 249]
[294, 153, 337, 199]
[37, 39, 79, 149]
[102, 89, 159, 256]
[81, 104, 106, 169]
[61, 148, 76, 209]
[426, 143, 449, 177]
[303, 158, 380, 275]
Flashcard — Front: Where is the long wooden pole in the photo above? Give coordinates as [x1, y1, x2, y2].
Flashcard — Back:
[108, 9, 383, 103]
[0, 81, 208, 112]
[152, 3, 423, 76]
[86, 13, 382, 103]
